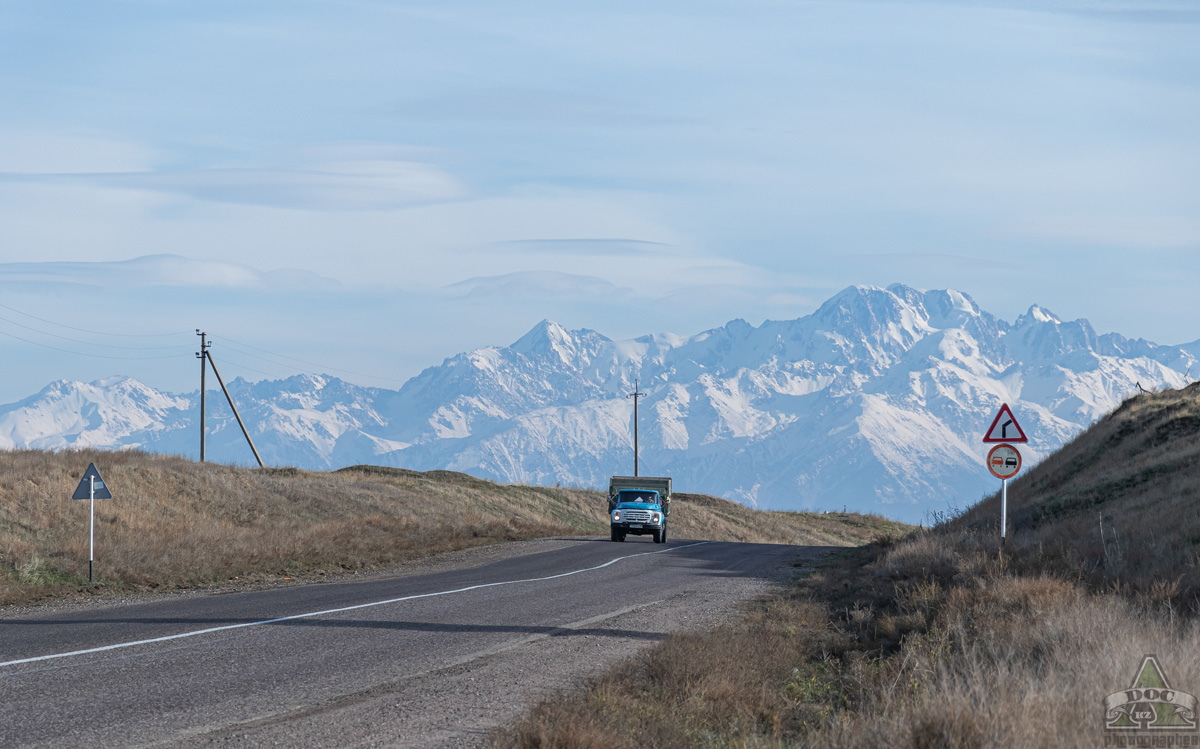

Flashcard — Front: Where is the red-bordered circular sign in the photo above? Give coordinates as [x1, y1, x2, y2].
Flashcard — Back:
[986, 443, 1022, 479]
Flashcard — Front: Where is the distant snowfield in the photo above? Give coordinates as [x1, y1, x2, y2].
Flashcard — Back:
[1, 284, 1193, 523]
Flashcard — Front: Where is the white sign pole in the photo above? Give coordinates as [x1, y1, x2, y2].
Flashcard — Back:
[72, 463, 111, 581]
[89, 474, 95, 583]
[1000, 477, 1007, 547]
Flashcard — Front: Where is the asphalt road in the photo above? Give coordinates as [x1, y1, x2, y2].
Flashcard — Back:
[0, 537, 834, 747]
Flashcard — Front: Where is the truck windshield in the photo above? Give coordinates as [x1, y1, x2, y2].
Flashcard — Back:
[619, 490, 658, 503]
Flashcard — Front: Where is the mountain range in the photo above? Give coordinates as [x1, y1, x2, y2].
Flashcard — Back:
[2, 283, 1194, 523]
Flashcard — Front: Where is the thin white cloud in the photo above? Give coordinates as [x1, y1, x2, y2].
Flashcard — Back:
[0, 255, 340, 290]
[0, 160, 467, 211]
[445, 270, 634, 300]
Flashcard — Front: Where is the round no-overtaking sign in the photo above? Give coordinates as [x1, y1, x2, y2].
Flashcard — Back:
[986, 443, 1022, 480]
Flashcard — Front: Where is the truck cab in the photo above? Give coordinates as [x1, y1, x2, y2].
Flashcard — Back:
[608, 476, 671, 544]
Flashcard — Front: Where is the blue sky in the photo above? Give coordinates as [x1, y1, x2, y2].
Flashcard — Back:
[1, 1, 1198, 401]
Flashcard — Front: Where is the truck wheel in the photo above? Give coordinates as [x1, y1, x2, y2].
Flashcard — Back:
[611, 529, 620, 542]
[653, 529, 662, 544]
[661, 526, 667, 543]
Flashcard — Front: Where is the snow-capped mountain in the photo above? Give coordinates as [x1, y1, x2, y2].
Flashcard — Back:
[1, 284, 1192, 523]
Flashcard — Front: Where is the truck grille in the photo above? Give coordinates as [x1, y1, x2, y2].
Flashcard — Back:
[622, 510, 654, 523]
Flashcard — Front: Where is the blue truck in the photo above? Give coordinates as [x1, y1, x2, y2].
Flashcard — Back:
[608, 475, 672, 543]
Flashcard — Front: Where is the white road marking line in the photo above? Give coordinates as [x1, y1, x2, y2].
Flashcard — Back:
[132, 599, 668, 748]
[0, 540, 712, 669]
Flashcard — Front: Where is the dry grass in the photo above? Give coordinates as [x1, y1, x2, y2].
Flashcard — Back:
[821, 532, 1200, 748]
[953, 381, 1200, 603]
[493, 385, 1200, 748]
[495, 531, 1200, 749]
[0, 450, 898, 607]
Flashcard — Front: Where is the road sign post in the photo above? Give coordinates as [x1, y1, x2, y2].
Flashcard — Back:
[1001, 478, 1007, 545]
[986, 442, 1022, 544]
[983, 403, 1027, 547]
[89, 475, 94, 581]
[72, 464, 113, 583]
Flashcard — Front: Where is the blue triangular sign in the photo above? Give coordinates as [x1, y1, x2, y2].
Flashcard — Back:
[72, 463, 113, 500]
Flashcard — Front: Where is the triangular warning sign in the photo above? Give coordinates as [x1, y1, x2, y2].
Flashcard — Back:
[72, 463, 113, 500]
[983, 403, 1028, 443]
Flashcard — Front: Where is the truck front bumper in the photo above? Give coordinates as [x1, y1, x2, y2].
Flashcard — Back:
[611, 522, 662, 536]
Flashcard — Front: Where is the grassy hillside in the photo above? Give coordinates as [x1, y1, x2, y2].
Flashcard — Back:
[495, 385, 1200, 748]
[952, 381, 1200, 598]
[0, 450, 903, 607]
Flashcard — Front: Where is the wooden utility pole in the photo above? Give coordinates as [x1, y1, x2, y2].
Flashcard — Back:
[196, 330, 210, 462]
[195, 330, 264, 468]
[627, 378, 644, 477]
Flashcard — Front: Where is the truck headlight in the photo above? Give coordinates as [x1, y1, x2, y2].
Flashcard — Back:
[653, 512, 661, 523]
[613, 511, 620, 522]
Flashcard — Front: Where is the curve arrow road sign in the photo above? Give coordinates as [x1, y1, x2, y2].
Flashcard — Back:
[983, 403, 1028, 443]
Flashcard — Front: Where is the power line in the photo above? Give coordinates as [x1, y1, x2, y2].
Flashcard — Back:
[0, 295, 407, 385]
[187, 336, 405, 387]
[0, 300, 404, 384]
[201, 352, 288, 380]
[0, 328, 190, 360]
[214, 334, 408, 384]
[0, 302, 191, 337]
[0, 313, 192, 351]
[207, 341, 312, 371]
